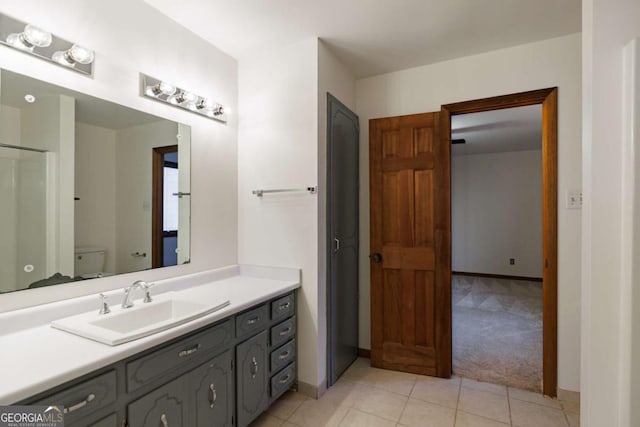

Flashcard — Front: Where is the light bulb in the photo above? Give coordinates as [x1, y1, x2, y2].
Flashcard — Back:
[182, 91, 197, 103]
[52, 50, 74, 67]
[196, 98, 214, 110]
[213, 105, 225, 116]
[6, 33, 33, 51]
[68, 44, 94, 64]
[150, 81, 176, 97]
[22, 24, 52, 47]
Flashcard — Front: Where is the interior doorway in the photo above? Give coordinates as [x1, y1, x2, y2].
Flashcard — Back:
[368, 88, 558, 397]
[450, 104, 544, 392]
[442, 88, 558, 396]
[152, 145, 179, 268]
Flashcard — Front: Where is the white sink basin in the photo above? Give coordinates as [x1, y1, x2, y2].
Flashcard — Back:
[51, 293, 230, 345]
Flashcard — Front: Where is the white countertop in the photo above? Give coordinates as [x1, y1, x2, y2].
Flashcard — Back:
[0, 264, 300, 404]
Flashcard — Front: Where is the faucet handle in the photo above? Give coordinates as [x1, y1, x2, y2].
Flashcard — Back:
[99, 293, 111, 315]
[143, 284, 153, 303]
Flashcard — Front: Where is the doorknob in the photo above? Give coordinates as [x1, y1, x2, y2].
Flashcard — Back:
[370, 252, 382, 263]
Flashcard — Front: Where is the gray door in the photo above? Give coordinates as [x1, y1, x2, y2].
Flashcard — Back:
[127, 377, 187, 427]
[327, 93, 360, 386]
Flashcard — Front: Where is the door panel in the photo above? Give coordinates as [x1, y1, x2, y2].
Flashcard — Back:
[370, 112, 451, 377]
[327, 94, 360, 386]
[190, 351, 233, 427]
[236, 331, 268, 427]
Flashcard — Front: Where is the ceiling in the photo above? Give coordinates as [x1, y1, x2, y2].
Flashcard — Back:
[144, 0, 581, 78]
[0, 70, 163, 130]
[451, 104, 542, 156]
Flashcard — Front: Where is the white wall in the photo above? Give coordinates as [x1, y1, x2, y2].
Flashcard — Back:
[581, 0, 640, 424]
[238, 38, 320, 390]
[74, 122, 117, 274]
[356, 33, 582, 391]
[0, 0, 238, 312]
[115, 120, 177, 273]
[317, 40, 357, 390]
[452, 150, 543, 278]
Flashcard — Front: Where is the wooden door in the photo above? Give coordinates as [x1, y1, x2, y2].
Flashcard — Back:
[190, 351, 234, 427]
[236, 331, 268, 427]
[369, 112, 451, 377]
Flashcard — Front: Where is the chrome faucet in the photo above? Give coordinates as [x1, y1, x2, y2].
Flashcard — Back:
[122, 280, 153, 309]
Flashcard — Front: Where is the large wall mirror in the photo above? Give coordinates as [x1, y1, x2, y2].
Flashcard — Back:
[0, 69, 191, 294]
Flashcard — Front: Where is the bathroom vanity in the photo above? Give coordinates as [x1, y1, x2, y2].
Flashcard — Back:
[0, 265, 300, 427]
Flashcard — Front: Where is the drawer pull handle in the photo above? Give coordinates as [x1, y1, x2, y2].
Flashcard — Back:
[161, 413, 169, 427]
[279, 374, 290, 384]
[278, 302, 291, 311]
[178, 343, 201, 357]
[278, 350, 291, 360]
[247, 316, 259, 325]
[251, 356, 259, 378]
[209, 383, 217, 408]
[64, 393, 95, 414]
[278, 326, 292, 336]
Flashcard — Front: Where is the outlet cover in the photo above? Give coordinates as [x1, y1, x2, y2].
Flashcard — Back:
[567, 190, 582, 209]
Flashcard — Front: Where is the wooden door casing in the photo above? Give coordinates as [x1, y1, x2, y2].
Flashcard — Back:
[369, 112, 451, 377]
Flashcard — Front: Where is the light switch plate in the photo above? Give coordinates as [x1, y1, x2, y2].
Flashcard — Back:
[566, 190, 582, 209]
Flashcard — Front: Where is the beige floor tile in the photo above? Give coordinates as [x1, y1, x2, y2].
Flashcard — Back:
[455, 411, 509, 427]
[566, 412, 579, 427]
[288, 398, 350, 427]
[353, 366, 418, 396]
[322, 381, 362, 407]
[461, 378, 507, 396]
[508, 387, 562, 409]
[399, 398, 455, 427]
[338, 408, 397, 427]
[561, 400, 580, 415]
[411, 377, 461, 409]
[510, 399, 569, 427]
[250, 412, 284, 427]
[351, 385, 408, 422]
[267, 391, 310, 419]
[457, 388, 510, 424]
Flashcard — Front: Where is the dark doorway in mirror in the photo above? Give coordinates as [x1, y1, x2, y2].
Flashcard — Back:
[152, 145, 179, 268]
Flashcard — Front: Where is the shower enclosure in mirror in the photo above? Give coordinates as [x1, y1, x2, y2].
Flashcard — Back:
[0, 69, 191, 294]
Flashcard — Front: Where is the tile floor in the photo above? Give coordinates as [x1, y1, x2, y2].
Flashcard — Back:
[251, 358, 579, 427]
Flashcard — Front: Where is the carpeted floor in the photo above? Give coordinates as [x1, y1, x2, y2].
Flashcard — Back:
[452, 274, 543, 392]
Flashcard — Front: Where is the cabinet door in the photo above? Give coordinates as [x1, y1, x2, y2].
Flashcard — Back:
[236, 330, 268, 427]
[127, 377, 187, 427]
[189, 351, 234, 427]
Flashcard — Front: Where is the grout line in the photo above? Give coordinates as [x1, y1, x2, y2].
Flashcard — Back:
[507, 387, 513, 426]
[453, 375, 462, 425]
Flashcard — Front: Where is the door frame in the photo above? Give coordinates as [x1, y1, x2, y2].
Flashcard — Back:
[441, 87, 558, 397]
[326, 93, 360, 387]
[152, 144, 178, 269]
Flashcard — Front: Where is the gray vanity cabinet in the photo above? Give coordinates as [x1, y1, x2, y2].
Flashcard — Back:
[20, 290, 297, 427]
[127, 377, 188, 427]
[189, 350, 234, 427]
[236, 330, 269, 427]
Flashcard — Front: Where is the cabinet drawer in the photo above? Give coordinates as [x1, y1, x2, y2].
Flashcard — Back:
[270, 339, 296, 372]
[271, 293, 294, 320]
[270, 363, 295, 398]
[270, 316, 296, 347]
[33, 371, 116, 425]
[235, 304, 269, 338]
[90, 413, 118, 427]
[126, 320, 232, 392]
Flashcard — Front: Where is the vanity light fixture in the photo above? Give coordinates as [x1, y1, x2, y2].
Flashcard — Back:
[140, 73, 227, 123]
[0, 12, 94, 76]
